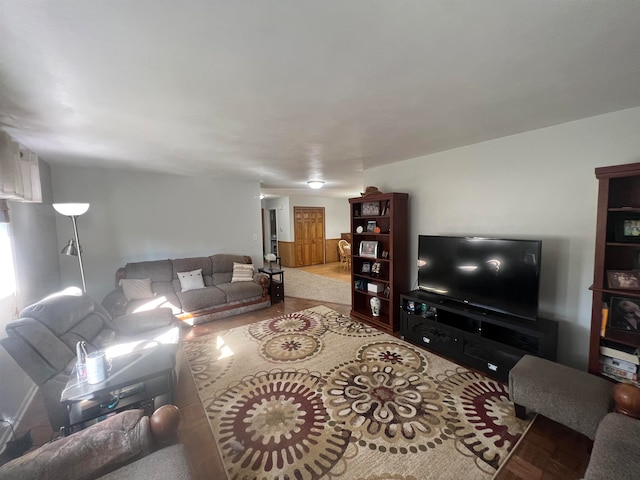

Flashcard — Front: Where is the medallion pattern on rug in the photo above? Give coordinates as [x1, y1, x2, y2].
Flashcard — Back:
[185, 305, 530, 479]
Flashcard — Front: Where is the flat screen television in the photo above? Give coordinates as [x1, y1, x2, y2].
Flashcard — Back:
[417, 236, 541, 321]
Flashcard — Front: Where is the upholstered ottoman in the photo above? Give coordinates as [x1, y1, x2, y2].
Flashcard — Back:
[508, 355, 614, 439]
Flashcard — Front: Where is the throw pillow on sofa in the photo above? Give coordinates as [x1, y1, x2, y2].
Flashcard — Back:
[178, 269, 205, 292]
[119, 278, 155, 300]
[231, 262, 255, 282]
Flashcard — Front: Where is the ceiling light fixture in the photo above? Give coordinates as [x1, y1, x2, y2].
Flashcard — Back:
[307, 180, 325, 189]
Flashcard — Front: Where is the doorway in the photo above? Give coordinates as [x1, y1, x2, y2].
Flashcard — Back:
[269, 209, 278, 255]
[293, 207, 325, 267]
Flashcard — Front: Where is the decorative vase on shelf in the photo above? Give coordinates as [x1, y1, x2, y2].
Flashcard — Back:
[370, 296, 381, 317]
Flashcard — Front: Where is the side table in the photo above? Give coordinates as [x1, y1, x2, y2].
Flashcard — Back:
[60, 346, 175, 435]
[259, 267, 285, 304]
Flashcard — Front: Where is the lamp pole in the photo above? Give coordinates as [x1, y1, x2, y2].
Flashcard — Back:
[70, 215, 86, 293]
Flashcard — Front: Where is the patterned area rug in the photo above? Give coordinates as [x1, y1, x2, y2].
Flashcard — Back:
[185, 306, 530, 480]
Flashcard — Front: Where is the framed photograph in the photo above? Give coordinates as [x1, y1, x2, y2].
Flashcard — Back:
[614, 213, 640, 243]
[609, 297, 640, 332]
[366, 220, 377, 232]
[381, 251, 389, 259]
[361, 262, 371, 274]
[371, 262, 382, 276]
[607, 270, 640, 290]
[361, 201, 380, 216]
[359, 240, 379, 258]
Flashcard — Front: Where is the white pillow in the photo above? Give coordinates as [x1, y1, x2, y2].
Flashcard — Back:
[177, 269, 205, 292]
[231, 262, 255, 283]
[119, 278, 155, 300]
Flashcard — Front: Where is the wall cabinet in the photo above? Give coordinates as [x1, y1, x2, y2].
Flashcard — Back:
[400, 291, 558, 382]
[588, 162, 640, 379]
[349, 192, 408, 333]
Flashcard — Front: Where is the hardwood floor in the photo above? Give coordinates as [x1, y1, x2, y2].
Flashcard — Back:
[297, 261, 350, 282]
[494, 415, 592, 480]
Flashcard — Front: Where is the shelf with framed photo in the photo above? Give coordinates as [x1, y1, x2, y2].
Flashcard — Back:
[607, 270, 640, 290]
[349, 192, 408, 334]
[358, 240, 379, 259]
[360, 261, 372, 274]
[361, 201, 381, 216]
[605, 297, 640, 338]
[589, 162, 640, 377]
[371, 261, 382, 277]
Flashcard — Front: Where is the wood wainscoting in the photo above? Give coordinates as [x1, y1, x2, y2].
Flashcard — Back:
[279, 238, 341, 267]
[278, 241, 296, 267]
[326, 238, 340, 263]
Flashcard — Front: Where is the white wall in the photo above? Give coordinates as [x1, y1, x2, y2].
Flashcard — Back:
[365, 106, 640, 369]
[51, 166, 264, 301]
[263, 197, 292, 241]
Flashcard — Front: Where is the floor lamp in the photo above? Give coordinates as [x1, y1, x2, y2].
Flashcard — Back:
[53, 203, 90, 293]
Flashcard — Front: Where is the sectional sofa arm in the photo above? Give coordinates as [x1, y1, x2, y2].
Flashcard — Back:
[102, 288, 130, 318]
[254, 272, 270, 296]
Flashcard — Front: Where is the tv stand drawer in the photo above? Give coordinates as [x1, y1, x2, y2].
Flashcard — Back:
[401, 313, 462, 358]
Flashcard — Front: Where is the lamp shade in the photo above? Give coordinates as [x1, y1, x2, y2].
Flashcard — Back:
[61, 240, 79, 256]
[53, 203, 89, 216]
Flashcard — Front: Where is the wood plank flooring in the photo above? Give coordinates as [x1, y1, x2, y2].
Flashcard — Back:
[297, 261, 350, 282]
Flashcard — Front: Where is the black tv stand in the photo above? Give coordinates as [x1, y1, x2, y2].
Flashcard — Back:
[400, 290, 558, 382]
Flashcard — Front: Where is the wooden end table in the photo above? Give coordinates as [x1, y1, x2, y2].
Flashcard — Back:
[259, 267, 285, 304]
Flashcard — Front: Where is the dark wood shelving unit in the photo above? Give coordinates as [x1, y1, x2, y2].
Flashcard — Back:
[349, 192, 408, 333]
[588, 162, 640, 376]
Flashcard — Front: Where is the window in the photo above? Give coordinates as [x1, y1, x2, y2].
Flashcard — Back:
[0, 223, 16, 299]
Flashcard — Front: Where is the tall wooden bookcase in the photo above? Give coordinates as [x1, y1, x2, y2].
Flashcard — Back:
[589, 162, 640, 376]
[349, 192, 409, 333]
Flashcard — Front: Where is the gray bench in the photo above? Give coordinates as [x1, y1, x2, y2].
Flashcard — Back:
[508, 354, 613, 440]
[509, 355, 640, 480]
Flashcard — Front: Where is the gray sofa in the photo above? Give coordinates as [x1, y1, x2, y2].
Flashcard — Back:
[0, 289, 181, 432]
[101, 254, 270, 325]
[509, 354, 640, 480]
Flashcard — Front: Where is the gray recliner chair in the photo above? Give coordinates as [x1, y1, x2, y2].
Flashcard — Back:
[1, 289, 182, 432]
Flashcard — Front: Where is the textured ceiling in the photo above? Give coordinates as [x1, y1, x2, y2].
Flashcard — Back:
[1, 1, 640, 197]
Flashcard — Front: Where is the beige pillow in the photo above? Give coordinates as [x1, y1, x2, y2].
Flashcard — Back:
[231, 262, 255, 282]
[177, 269, 205, 292]
[119, 278, 154, 300]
